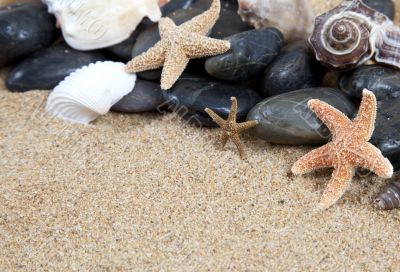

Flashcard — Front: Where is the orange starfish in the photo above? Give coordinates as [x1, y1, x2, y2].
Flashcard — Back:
[205, 97, 258, 159]
[292, 89, 393, 209]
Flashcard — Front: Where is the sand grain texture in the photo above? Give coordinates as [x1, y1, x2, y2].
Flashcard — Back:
[1, 1, 400, 271]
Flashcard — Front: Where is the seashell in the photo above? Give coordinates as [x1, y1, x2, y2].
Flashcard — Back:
[46, 61, 136, 124]
[374, 179, 400, 210]
[42, 0, 162, 50]
[237, 0, 315, 41]
[309, 0, 400, 70]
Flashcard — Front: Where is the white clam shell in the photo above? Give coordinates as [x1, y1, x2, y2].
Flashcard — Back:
[42, 0, 161, 50]
[238, 0, 315, 41]
[46, 61, 136, 124]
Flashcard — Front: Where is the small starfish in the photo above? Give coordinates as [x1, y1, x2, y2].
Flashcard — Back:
[205, 97, 258, 159]
[125, 0, 231, 90]
[292, 89, 393, 210]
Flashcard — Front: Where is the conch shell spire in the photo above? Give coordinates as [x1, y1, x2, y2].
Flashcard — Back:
[309, 0, 400, 70]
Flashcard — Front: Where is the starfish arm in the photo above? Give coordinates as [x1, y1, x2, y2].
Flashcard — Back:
[352, 89, 377, 141]
[125, 41, 166, 72]
[180, 0, 220, 35]
[350, 143, 393, 178]
[220, 132, 229, 148]
[291, 143, 334, 174]
[308, 99, 351, 138]
[231, 134, 246, 159]
[158, 18, 177, 39]
[160, 45, 190, 90]
[319, 163, 354, 210]
[183, 34, 230, 58]
[228, 97, 238, 123]
[204, 108, 226, 128]
[236, 120, 258, 133]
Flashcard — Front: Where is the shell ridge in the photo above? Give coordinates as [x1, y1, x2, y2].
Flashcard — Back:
[46, 61, 136, 124]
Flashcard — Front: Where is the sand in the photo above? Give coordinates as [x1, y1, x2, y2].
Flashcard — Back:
[1, 1, 400, 271]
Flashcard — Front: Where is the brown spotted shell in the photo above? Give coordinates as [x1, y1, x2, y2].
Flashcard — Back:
[309, 0, 400, 70]
[374, 180, 400, 210]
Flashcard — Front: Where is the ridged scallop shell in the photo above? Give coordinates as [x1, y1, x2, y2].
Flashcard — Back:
[374, 180, 400, 210]
[46, 61, 136, 124]
[42, 0, 161, 50]
[238, 0, 315, 41]
[309, 0, 400, 70]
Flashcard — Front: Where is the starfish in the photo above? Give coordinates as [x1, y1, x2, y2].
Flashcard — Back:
[125, 0, 231, 90]
[291, 89, 393, 210]
[205, 97, 258, 159]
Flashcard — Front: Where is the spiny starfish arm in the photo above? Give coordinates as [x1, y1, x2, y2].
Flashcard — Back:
[236, 120, 258, 133]
[183, 34, 230, 58]
[158, 17, 177, 39]
[180, 0, 220, 35]
[125, 41, 166, 73]
[308, 99, 351, 138]
[160, 45, 190, 90]
[319, 164, 354, 210]
[292, 143, 334, 174]
[350, 143, 393, 178]
[220, 132, 229, 148]
[352, 89, 377, 141]
[204, 108, 226, 128]
[231, 134, 246, 159]
[228, 97, 238, 123]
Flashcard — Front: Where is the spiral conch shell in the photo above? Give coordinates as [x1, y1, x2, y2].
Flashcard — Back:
[42, 0, 162, 50]
[46, 61, 136, 124]
[310, 0, 400, 70]
[238, 0, 315, 41]
[374, 179, 400, 210]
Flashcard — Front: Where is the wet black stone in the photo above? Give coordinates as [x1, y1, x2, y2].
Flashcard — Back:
[111, 79, 165, 113]
[106, 33, 138, 62]
[162, 74, 262, 126]
[0, 3, 59, 68]
[371, 98, 400, 171]
[339, 65, 400, 101]
[161, 0, 198, 15]
[132, 2, 250, 81]
[261, 41, 326, 98]
[362, 0, 395, 20]
[106, 19, 154, 62]
[247, 88, 356, 145]
[192, 0, 248, 39]
[205, 27, 284, 82]
[6, 44, 107, 92]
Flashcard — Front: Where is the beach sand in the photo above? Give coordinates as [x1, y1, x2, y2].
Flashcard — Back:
[1, 1, 400, 270]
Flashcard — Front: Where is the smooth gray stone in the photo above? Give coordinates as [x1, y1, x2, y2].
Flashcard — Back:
[205, 27, 283, 81]
[247, 88, 356, 145]
[371, 98, 400, 171]
[362, 0, 395, 20]
[6, 44, 107, 92]
[162, 74, 262, 126]
[261, 41, 326, 98]
[0, 3, 59, 68]
[111, 79, 165, 113]
[339, 65, 400, 101]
